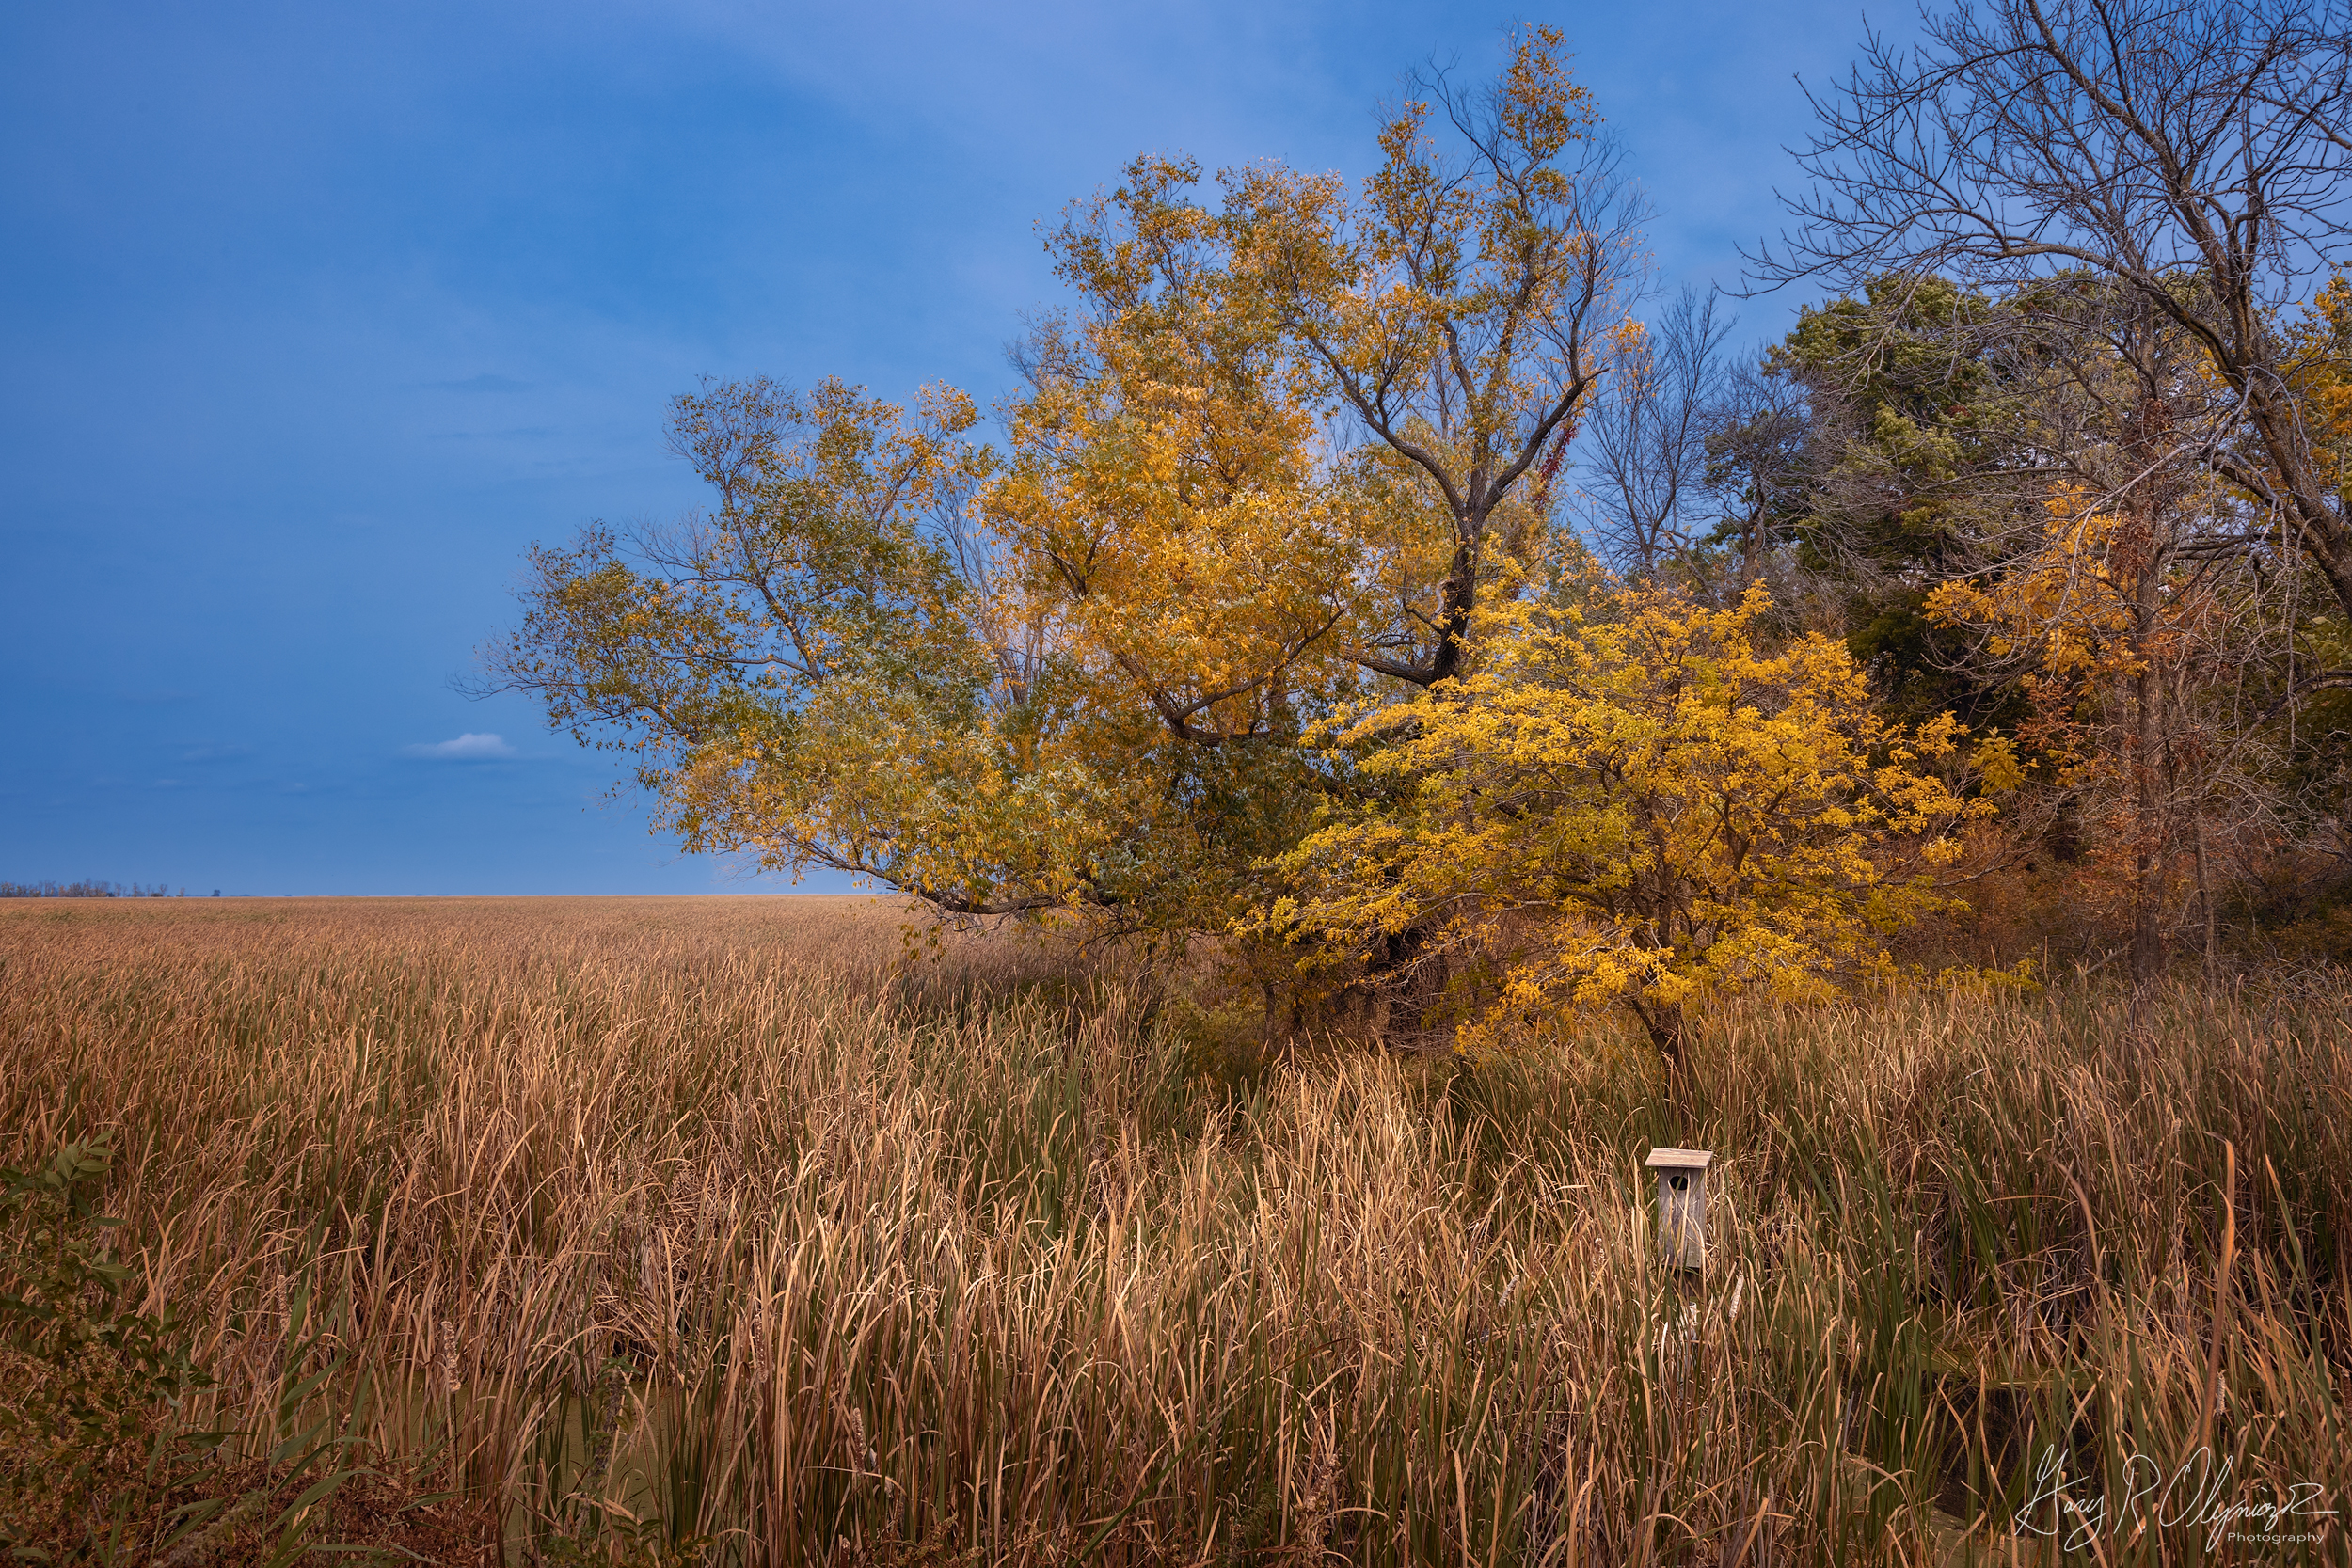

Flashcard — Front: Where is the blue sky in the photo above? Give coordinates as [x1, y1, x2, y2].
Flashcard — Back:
[2, 0, 1897, 895]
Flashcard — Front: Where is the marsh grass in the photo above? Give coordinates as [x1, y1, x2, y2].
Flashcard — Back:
[0, 896, 2344, 1564]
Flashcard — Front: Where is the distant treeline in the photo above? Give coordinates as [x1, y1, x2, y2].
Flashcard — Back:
[0, 881, 186, 898]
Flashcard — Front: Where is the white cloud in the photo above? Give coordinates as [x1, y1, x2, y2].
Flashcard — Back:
[424, 373, 532, 393]
[403, 732, 516, 760]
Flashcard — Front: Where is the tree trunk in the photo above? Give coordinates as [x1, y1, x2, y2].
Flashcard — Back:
[2130, 689, 2165, 985]
[1369, 924, 1449, 1049]
[1629, 993, 1686, 1075]
[2244, 377, 2352, 625]
[2192, 809, 2219, 981]
[2128, 531, 2167, 990]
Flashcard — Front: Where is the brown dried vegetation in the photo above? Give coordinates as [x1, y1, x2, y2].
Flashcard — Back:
[1, 896, 2345, 1563]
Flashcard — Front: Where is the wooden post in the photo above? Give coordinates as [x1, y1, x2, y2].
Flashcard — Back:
[1645, 1147, 1713, 1271]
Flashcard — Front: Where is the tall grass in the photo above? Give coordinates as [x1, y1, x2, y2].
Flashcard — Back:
[1, 896, 2345, 1564]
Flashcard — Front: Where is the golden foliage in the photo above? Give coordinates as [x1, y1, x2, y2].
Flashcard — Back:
[1264, 578, 2000, 1052]
[487, 30, 1642, 946]
[2290, 269, 2352, 502]
[1926, 476, 2241, 952]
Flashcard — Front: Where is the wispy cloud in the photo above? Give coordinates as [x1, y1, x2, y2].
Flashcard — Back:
[428, 426, 558, 441]
[175, 741, 251, 764]
[402, 733, 516, 760]
[425, 373, 532, 393]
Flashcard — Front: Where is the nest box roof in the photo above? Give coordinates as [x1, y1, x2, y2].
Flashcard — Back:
[1644, 1147, 1714, 1171]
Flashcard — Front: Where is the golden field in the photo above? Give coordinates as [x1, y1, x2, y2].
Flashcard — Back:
[1, 896, 2347, 1564]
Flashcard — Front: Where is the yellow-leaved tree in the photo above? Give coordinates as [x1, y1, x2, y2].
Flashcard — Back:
[483, 33, 2013, 1058]
[1919, 282, 2307, 984]
[1264, 579, 2005, 1060]
[486, 28, 1645, 954]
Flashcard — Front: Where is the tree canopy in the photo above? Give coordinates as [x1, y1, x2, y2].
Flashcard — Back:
[490, 8, 2352, 1044]
[1261, 579, 2004, 1058]
[489, 28, 1645, 943]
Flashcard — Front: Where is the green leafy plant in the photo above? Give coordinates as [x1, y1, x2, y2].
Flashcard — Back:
[0, 1137, 364, 1565]
[539, 1508, 713, 1568]
[0, 1136, 219, 1560]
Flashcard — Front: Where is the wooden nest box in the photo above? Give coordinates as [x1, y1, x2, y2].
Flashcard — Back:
[1645, 1147, 1713, 1271]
